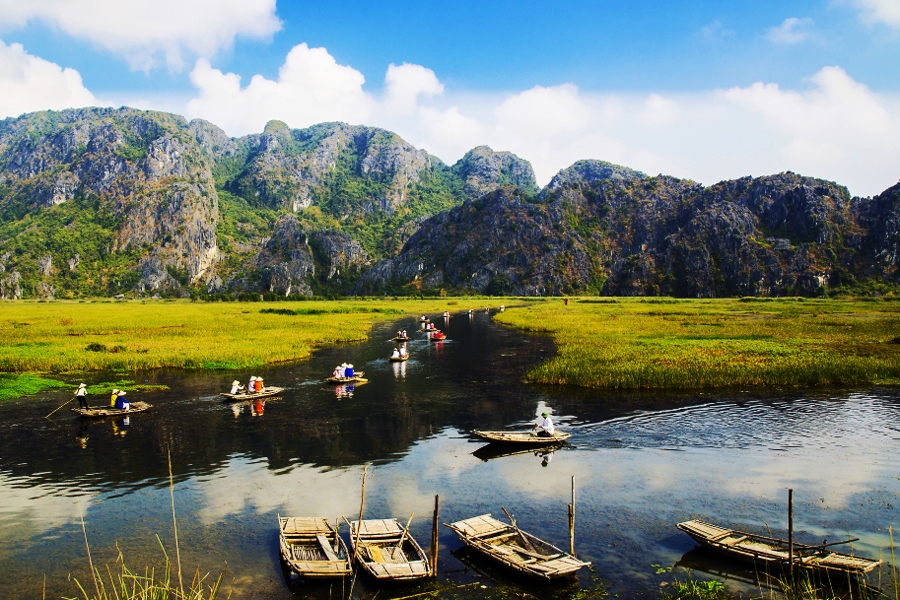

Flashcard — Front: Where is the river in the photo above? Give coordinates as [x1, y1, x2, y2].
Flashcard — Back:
[1, 309, 898, 599]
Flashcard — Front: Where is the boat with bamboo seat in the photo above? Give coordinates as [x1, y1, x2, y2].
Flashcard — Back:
[348, 518, 432, 581]
[220, 386, 284, 400]
[677, 519, 882, 576]
[445, 513, 590, 580]
[279, 516, 352, 579]
[471, 430, 571, 444]
[72, 401, 152, 417]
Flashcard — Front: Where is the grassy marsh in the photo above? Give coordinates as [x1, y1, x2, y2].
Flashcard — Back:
[494, 297, 900, 389]
[0, 298, 467, 374]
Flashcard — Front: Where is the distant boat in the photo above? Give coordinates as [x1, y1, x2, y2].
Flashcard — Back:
[418, 316, 430, 323]
[349, 518, 432, 581]
[430, 331, 446, 340]
[220, 386, 284, 400]
[445, 513, 590, 580]
[324, 372, 367, 384]
[389, 354, 410, 362]
[470, 430, 571, 445]
[279, 516, 352, 579]
[677, 519, 882, 576]
[391, 336, 410, 342]
[72, 401, 152, 418]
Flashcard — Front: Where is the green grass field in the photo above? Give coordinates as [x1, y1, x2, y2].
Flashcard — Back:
[0, 298, 461, 375]
[494, 297, 900, 389]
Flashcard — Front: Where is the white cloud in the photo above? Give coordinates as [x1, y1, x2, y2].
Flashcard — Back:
[0, 0, 281, 71]
[0, 39, 96, 118]
[181, 42, 900, 197]
[766, 17, 813, 44]
[186, 43, 374, 135]
[850, 0, 900, 28]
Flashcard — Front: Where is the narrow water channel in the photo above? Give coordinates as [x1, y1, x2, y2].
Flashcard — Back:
[1, 310, 898, 599]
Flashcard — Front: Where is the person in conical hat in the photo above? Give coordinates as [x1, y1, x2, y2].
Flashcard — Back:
[247, 376, 256, 393]
[230, 380, 244, 394]
[110, 389, 119, 407]
[75, 383, 89, 409]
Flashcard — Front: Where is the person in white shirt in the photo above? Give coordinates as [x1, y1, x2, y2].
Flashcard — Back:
[535, 411, 554, 437]
[230, 380, 244, 394]
[75, 383, 89, 409]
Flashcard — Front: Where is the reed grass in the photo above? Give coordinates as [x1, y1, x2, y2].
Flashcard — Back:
[495, 297, 900, 389]
[0, 298, 464, 374]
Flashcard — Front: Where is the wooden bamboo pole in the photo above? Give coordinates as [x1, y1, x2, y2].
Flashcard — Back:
[431, 494, 440, 576]
[788, 488, 794, 580]
[569, 475, 576, 556]
[352, 464, 369, 564]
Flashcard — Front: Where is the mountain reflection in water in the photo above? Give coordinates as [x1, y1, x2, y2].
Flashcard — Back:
[0, 309, 898, 599]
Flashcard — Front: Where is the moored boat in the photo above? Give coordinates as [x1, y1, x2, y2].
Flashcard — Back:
[220, 386, 284, 400]
[279, 516, 352, 579]
[73, 401, 152, 417]
[445, 513, 590, 580]
[470, 430, 571, 444]
[677, 519, 882, 576]
[348, 518, 432, 581]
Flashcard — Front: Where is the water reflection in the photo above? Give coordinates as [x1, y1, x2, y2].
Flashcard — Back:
[0, 311, 898, 600]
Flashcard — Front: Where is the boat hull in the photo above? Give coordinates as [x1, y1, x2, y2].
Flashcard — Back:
[220, 386, 284, 400]
[279, 517, 351, 579]
[445, 514, 589, 580]
[349, 518, 432, 581]
[677, 519, 882, 576]
[73, 401, 152, 417]
[471, 430, 571, 444]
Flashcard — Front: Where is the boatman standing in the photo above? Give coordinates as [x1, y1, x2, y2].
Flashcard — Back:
[75, 383, 89, 409]
[535, 411, 554, 437]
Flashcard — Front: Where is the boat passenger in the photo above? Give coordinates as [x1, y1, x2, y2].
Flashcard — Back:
[248, 376, 257, 393]
[110, 389, 119, 407]
[401, 329, 407, 338]
[75, 383, 89, 410]
[257, 377, 265, 392]
[345, 364, 354, 378]
[333, 366, 342, 378]
[230, 380, 244, 394]
[391, 348, 400, 359]
[115, 390, 130, 411]
[399, 346, 407, 357]
[535, 412, 554, 437]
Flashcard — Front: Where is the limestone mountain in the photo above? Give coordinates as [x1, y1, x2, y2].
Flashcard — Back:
[357, 161, 900, 297]
[0, 107, 534, 299]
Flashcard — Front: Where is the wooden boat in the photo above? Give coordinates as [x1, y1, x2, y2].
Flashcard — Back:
[391, 336, 410, 342]
[429, 331, 446, 340]
[348, 518, 432, 581]
[324, 372, 367, 384]
[279, 516, 352, 579]
[73, 401, 152, 417]
[471, 430, 571, 444]
[445, 513, 590, 580]
[677, 519, 882, 576]
[418, 317, 430, 323]
[220, 386, 284, 400]
[389, 354, 409, 362]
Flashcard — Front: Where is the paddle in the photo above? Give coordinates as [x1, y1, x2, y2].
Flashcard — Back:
[501, 506, 536, 552]
[46, 396, 76, 419]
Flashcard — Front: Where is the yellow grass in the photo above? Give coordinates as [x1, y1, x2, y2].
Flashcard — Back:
[0, 298, 465, 374]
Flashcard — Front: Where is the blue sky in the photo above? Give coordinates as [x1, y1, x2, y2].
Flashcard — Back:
[0, 0, 898, 196]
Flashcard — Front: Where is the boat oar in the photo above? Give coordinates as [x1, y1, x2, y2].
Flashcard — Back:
[397, 513, 415, 550]
[501, 506, 536, 552]
[46, 396, 76, 419]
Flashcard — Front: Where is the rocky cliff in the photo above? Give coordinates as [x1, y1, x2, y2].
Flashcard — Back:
[1, 107, 898, 299]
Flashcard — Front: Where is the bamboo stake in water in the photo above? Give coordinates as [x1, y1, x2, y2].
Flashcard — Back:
[168, 446, 185, 598]
[431, 494, 440, 576]
[347, 464, 369, 600]
[788, 488, 794, 580]
[569, 475, 576, 556]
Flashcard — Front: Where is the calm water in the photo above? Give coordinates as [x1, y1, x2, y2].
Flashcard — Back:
[1, 310, 899, 599]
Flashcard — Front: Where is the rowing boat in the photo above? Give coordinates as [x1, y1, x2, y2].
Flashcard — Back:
[73, 401, 152, 417]
[391, 336, 410, 342]
[677, 519, 882, 576]
[470, 430, 571, 444]
[324, 372, 367, 384]
[279, 516, 351, 579]
[389, 354, 409, 362]
[349, 518, 432, 581]
[220, 386, 284, 400]
[445, 513, 590, 580]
